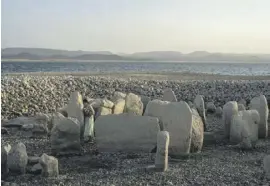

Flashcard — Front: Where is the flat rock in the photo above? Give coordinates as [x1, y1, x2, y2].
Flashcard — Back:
[95, 113, 160, 152]
[162, 88, 177, 102]
[28, 156, 40, 165]
[144, 100, 193, 155]
[124, 93, 143, 115]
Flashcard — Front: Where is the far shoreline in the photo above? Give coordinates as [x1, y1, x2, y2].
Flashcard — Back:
[2, 71, 270, 81]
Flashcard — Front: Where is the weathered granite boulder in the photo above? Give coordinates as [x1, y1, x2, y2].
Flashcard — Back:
[101, 99, 114, 109]
[193, 95, 207, 131]
[250, 95, 269, 138]
[144, 100, 193, 155]
[124, 93, 143, 115]
[155, 131, 169, 172]
[223, 101, 238, 138]
[111, 91, 126, 103]
[162, 88, 177, 102]
[50, 113, 81, 155]
[190, 109, 204, 153]
[95, 113, 159, 152]
[39, 153, 59, 177]
[7, 142, 28, 174]
[113, 99, 126, 114]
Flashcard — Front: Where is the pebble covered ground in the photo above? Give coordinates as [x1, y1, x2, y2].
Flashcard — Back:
[1, 73, 270, 185]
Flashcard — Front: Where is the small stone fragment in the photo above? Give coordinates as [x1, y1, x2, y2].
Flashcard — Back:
[39, 153, 59, 177]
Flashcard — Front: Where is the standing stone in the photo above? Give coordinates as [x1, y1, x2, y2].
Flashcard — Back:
[1, 144, 11, 179]
[238, 99, 247, 107]
[190, 109, 204, 153]
[250, 95, 269, 138]
[194, 95, 207, 131]
[7, 142, 28, 174]
[206, 102, 216, 113]
[238, 104, 246, 111]
[113, 99, 126, 114]
[162, 88, 177, 102]
[83, 104, 95, 142]
[51, 113, 81, 155]
[144, 100, 193, 155]
[95, 113, 159, 152]
[263, 155, 270, 179]
[216, 107, 223, 117]
[223, 101, 238, 138]
[124, 93, 143, 115]
[111, 91, 126, 103]
[230, 110, 260, 146]
[101, 99, 114, 109]
[66, 91, 84, 137]
[39, 153, 59, 177]
[141, 96, 151, 114]
[155, 131, 169, 172]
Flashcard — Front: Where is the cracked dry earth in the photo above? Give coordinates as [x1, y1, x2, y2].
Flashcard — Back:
[1, 114, 270, 186]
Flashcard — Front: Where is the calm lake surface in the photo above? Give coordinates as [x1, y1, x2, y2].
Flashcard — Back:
[1, 61, 270, 76]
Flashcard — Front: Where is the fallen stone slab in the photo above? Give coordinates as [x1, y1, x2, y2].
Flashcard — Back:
[95, 113, 159, 152]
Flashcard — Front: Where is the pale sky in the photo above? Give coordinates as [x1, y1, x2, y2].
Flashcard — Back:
[1, 0, 270, 54]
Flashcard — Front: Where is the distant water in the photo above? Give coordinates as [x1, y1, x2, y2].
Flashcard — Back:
[1, 61, 270, 76]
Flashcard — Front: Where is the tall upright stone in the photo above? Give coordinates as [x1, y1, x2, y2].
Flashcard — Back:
[190, 109, 204, 153]
[51, 113, 81, 155]
[113, 99, 126, 114]
[223, 101, 238, 138]
[66, 91, 84, 137]
[155, 131, 169, 172]
[144, 100, 193, 155]
[163, 88, 177, 102]
[250, 95, 269, 138]
[194, 95, 207, 131]
[1, 144, 11, 179]
[124, 93, 143, 115]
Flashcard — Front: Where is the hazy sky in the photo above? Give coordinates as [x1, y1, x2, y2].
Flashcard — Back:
[2, 0, 270, 53]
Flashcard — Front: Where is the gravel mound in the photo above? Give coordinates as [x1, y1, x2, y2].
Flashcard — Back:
[1, 75, 269, 120]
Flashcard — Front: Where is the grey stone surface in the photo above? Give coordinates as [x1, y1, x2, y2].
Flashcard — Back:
[250, 95, 269, 138]
[163, 88, 177, 102]
[223, 101, 238, 138]
[155, 131, 169, 172]
[7, 142, 28, 174]
[194, 95, 207, 130]
[50, 113, 81, 155]
[95, 113, 159, 152]
[39, 153, 59, 177]
[83, 115, 95, 142]
[263, 155, 270, 179]
[144, 100, 193, 155]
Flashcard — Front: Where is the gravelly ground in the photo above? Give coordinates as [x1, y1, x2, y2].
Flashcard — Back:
[2, 114, 270, 186]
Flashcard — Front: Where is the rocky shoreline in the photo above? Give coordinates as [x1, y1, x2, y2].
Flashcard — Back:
[1, 74, 269, 120]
